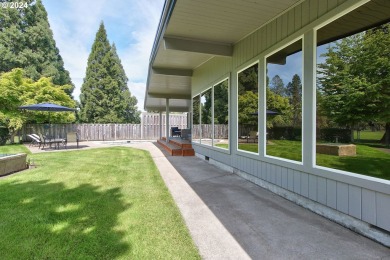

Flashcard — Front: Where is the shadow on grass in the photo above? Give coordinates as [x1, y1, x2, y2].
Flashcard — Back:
[0, 180, 130, 259]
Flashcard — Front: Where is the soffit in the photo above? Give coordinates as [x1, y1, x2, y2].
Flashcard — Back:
[145, 0, 302, 112]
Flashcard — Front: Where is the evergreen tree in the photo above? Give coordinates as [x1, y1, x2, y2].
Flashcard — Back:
[286, 74, 302, 127]
[0, 0, 74, 96]
[111, 44, 140, 123]
[270, 75, 285, 96]
[80, 23, 140, 123]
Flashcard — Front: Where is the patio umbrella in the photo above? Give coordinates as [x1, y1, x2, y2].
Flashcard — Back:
[19, 102, 76, 123]
[250, 110, 279, 116]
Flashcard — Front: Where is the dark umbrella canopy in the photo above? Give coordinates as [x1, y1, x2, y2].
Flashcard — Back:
[19, 103, 76, 125]
[19, 103, 76, 112]
[250, 110, 279, 116]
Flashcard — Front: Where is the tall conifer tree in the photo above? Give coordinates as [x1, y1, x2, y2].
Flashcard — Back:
[111, 43, 140, 123]
[0, 0, 74, 96]
[80, 23, 140, 123]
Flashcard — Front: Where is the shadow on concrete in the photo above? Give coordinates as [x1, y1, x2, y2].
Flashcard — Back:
[153, 144, 390, 259]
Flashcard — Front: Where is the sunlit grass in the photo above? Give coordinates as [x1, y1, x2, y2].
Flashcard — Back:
[0, 146, 200, 259]
[217, 139, 390, 180]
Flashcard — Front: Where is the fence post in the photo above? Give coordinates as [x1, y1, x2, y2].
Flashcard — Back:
[141, 113, 144, 140]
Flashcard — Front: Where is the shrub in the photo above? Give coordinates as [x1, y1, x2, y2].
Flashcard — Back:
[317, 128, 351, 143]
[0, 127, 10, 145]
[267, 127, 301, 140]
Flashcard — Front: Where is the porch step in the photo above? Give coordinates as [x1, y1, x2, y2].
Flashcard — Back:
[157, 138, 194, 156]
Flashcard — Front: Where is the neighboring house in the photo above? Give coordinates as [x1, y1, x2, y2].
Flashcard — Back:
[144, 0, 390, 242]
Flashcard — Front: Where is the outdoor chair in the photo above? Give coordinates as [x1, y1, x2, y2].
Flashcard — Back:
[38, 133, 51, 148]
[247, 131, 258, 143]
[171, 127, 181, 137]
[64, 132, 79, 149]
[181, 129, 191, 140]
[28, 134, 42, 147]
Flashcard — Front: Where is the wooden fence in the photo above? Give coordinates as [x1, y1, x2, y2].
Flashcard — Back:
[21, 113, 188, 141]
[20, 113, 231, 142]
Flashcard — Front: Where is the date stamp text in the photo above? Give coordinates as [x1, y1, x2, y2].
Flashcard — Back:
[1, 2, 28, 9]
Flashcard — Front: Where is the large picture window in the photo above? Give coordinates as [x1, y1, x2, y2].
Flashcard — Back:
[237, 63, 258, 154]
[266, 39, 303, 162]
[315, 0, 390, 180]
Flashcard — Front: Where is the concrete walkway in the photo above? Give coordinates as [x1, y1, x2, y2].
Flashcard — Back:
[131, 142, 390, 260]
[26, 141, 390, 259]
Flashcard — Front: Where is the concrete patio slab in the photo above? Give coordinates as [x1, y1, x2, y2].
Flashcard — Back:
[143, 143, 390, 259]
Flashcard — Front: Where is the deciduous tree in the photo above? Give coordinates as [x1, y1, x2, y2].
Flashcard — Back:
[0, 69, 76, 143]
[318, 23, 390, 144]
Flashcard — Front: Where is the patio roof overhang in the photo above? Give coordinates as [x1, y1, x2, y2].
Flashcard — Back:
[144, 0, 390, 112]
[144, 0, 303, 112]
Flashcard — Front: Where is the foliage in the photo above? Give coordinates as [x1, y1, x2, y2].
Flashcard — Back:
[267, 127, 302, 141]
[238, 64, 258, 95]
[111, 44, 140, 123]
[0, 127, 9, 145]
[0, 0, 74, 96]
[286, 74, 302, 128]
[238, 91, 258, 126]
[214, 80, 229, 124]
[201, 89, 212, 124]
[317, 128, 351, 143]
[238, 64, 258, 126]
[0, 69, 76, 140]
[79, 23, 140, 123]
[270, 75, 285, 96]
[266, 87, 292, 127]
[317, 23, 390, 144]
[0, 146, 200, 259]
[193, 95, 200, 124]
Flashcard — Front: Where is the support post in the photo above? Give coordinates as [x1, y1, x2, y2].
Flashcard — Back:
[302, 30, 316, 171]
[159, 111, 163, 140]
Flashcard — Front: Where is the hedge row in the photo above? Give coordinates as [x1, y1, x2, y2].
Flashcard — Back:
[267, 127, 351, 143]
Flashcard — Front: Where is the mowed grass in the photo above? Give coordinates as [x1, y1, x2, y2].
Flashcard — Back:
[0, 146, 200, 259]
[218, 138, 390, 180]
[354, 130, 385, 141]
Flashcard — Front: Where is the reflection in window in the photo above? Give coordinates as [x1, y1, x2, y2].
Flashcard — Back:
[192, 95, 200, 143]
[214, 79, 229, 150]
[201, 88, 212, 146]
[266, 39, 302, 162]
[237, 64, 258, 153]
[316, 1, 390, 180]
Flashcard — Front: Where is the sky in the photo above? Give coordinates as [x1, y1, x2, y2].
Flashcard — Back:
[42, 0, 165, 111]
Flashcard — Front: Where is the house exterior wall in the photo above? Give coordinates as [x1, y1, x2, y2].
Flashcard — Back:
[191, 0, 390, 236]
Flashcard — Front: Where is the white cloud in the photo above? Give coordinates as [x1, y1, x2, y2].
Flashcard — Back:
[43, 0, 164, 111]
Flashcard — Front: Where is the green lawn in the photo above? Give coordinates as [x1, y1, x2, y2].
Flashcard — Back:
[0, 145, 200, 259]
[218, 139, 390, 180]
[354, 130, 384, 141]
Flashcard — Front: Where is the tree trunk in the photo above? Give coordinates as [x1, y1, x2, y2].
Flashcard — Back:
[380, 122, 390, 147]
[350, 124, 355, 143]
[9, 132, 15, 144]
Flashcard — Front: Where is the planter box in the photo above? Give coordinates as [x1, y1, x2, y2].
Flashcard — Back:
[316, 144, 356, 156]
[0, 153, 27, 176]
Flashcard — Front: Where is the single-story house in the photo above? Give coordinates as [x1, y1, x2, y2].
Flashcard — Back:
[144, 0, 390, 244]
